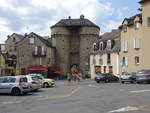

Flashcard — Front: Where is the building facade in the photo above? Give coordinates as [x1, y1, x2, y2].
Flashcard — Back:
[0, 53, 5, 76]
[16, 32, 55, 76]
[90, 30, 120, 79]
[51, 15, 100, 75]
[120, 0, 150, 73]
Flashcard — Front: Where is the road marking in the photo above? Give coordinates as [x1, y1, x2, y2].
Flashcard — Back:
[37, 86, 82, 100]
[0, 101, 23, 105]
[130, 89, 150, 93]
[108, 105, 147, 113]
[88, 84, 98, 88]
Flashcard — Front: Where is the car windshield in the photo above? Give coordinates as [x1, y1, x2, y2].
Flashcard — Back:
[137, 70, 149, 74]
[96, 73, 105, 76]
[122, 72, 132, 76]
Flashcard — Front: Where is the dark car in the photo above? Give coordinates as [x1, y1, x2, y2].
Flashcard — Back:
[136, 69, 150, 84]
[95, 73, 119, 83]
[120, 72, 136, 84]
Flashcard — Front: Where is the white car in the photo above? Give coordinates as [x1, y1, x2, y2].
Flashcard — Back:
[25, 75, 41, 91]
[0, 76, 31, 95]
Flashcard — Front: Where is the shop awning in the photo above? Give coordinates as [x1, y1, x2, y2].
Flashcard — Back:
[53, 70, 61, 74]
[28, 66, 52, 70]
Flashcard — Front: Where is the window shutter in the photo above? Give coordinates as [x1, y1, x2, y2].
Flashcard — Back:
[134, 39, 136, 48]
[134, 39, 140, 49]
[136, 39, 140, 49]
[42, 46, 44, 55]
[125, 57, 128, 67]
[124, 40, 128, 52]
[35, 46, 38, 55]
[122, 40, 125, 52]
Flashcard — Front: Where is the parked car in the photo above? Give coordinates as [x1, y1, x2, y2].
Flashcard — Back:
[136, 69, 150, 84]
[28, 74, 55, 88]
[0, 76, 31, 95]
[95, 73, 119, 83]
[25, 75, 41, 91]
[120, 72, 136, 84]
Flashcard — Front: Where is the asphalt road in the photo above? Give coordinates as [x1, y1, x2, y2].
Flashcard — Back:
[1, 80, 150, 113]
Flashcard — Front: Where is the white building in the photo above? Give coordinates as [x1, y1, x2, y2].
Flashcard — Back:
[90, 30, 120, 79]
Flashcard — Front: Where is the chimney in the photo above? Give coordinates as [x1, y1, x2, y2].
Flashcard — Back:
[80, 14, 84, 19]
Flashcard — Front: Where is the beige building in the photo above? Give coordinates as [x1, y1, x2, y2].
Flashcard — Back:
[0, 53, 5, 76]
[16, 32, 55, 76]
[120, 0, 150, 73]
[90, 30, 120, 79]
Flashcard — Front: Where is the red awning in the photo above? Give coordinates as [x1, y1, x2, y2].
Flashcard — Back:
[53, 70, 61, 74]
[28, 66, 52, 70]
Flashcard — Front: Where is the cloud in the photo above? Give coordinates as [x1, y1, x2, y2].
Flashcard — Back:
[0, 0, 119, 43]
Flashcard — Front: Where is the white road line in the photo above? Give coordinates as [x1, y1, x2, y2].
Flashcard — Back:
[108, 106, 139, 113]
[0, 101, 23, 105]
[88, 84, 98, 88]
[130, 89, 150, 93]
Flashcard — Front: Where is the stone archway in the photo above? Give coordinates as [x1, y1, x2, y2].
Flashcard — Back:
[71, 64, 79, 73]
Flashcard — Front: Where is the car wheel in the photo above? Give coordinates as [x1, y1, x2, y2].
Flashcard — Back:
[130, 81, 134, 84]
[96, 81, 100, 83]
[121, 81, 124, 84]
[105, 79, 109, 83]
[12, 88, 21, 96]
[43, 82, 49, 88]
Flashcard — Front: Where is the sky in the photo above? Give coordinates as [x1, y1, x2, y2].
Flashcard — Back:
[0, 0, 141, 43]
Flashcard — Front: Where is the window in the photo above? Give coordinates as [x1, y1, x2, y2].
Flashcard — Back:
[147, 17, 150, 26]
[107, 54, 111, 64]
[99, 58, 103, 65]
[107, 40, 111, 50]
[35, 46, 38, 55]
[109, 66, 113, 73]
[122, 40, 128, 52]
[135, 56, 140, 65]
[122, 57, 128, 67]
[99, 42, 103, 50]
[103, 66, 107, 73]
[13, 37, 16, 42]
[42, 46, 45, 55]
[95, 66, 101, 73]
[29, 37, 35, 44]
[93, 57, 96, 65]
[123, 25, 127, 32]
[93, 43, 97, 51]
[135, 21, 140, 29]
[134, 38, 140, 49]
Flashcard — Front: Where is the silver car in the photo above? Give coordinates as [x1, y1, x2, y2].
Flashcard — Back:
[25, 75, 41, 91]
[0, 76, 31, 95]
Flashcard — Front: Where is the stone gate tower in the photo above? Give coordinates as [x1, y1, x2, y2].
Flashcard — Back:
[51, 15, 100, 75]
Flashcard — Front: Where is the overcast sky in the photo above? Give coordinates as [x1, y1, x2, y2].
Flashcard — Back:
[0, 0, 140, 43]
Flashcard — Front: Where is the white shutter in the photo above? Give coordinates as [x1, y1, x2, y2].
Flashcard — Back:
[124, 40, 128, 52]
[35, 46, 38, 55]
[42, 46, 44, 55]
[125, 57, 128, 67]
[134, 38, 140, 49]
[136, 39, 140, 49]
[122, 40, 125, 52]
[134, 39, 136, 49]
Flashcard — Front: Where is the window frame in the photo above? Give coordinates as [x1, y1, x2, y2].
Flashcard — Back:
[147, 17, 150, 27]
[135, 56, 140, 65]
[29, 37, 35, 44]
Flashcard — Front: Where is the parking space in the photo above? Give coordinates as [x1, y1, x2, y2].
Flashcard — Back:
[1, 80, 150, 113]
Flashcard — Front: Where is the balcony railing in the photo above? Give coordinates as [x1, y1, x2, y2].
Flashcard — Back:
[32, 51, 46, 57]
